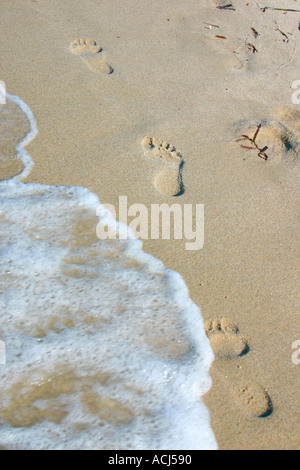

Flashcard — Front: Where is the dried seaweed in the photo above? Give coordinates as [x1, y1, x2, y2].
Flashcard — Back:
[251, 27, 259, 38]
[236, 124, 269, 160]
[203, 22, 219, 29]
[261, 6, 300, 13]
[275, 26, 289, 43]
[246, 42, 258, 53]
[217, 4, 236, 11]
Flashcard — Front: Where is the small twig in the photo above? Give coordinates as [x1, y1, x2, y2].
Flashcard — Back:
[252, 124, 261, 143]
[261, 6, 300, 13]
[251, 27, 259, 39]
[246, 42, 258, 53]
[253, 0, 264, 12]
[275, 22, 290, 43]
[217, 4, 236, 11]
[203, 22, 219, 29]
[236, 124, 269, 160]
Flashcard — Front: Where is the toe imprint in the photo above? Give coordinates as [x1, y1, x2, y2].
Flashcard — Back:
[142, 137, 183, 166]
[70, 38, 102, 55]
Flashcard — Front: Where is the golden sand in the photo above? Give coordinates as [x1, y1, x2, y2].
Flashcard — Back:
[1, 0, 299, 449]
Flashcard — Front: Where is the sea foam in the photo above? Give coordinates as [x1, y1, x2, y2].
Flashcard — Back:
[0, 94, 217, 449]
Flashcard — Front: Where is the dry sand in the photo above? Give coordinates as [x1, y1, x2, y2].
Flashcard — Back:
[1, 0, 300, 449]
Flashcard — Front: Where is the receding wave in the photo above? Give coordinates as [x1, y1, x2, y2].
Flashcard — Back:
[0, 94, 217, 450]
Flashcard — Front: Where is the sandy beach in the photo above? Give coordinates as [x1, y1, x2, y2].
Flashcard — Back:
[0, 0, 299, 449]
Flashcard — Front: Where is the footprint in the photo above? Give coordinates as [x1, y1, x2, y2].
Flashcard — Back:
[231, 381, 273, 418]
[205, 317, 249, 359]
[206, 317, 273, 417]
[70, 38, 102, 55]
[141, 137, 184, 196]
[213, 37, 254, 71]
[203, 25, 253, 72]
[231, 41, 255, 71]
[233, 118, 300, 163]
[70, 38, 113, 75]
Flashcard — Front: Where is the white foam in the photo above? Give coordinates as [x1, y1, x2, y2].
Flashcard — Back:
[0, 94, 217, 449]
[0, 94, 37, 181]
